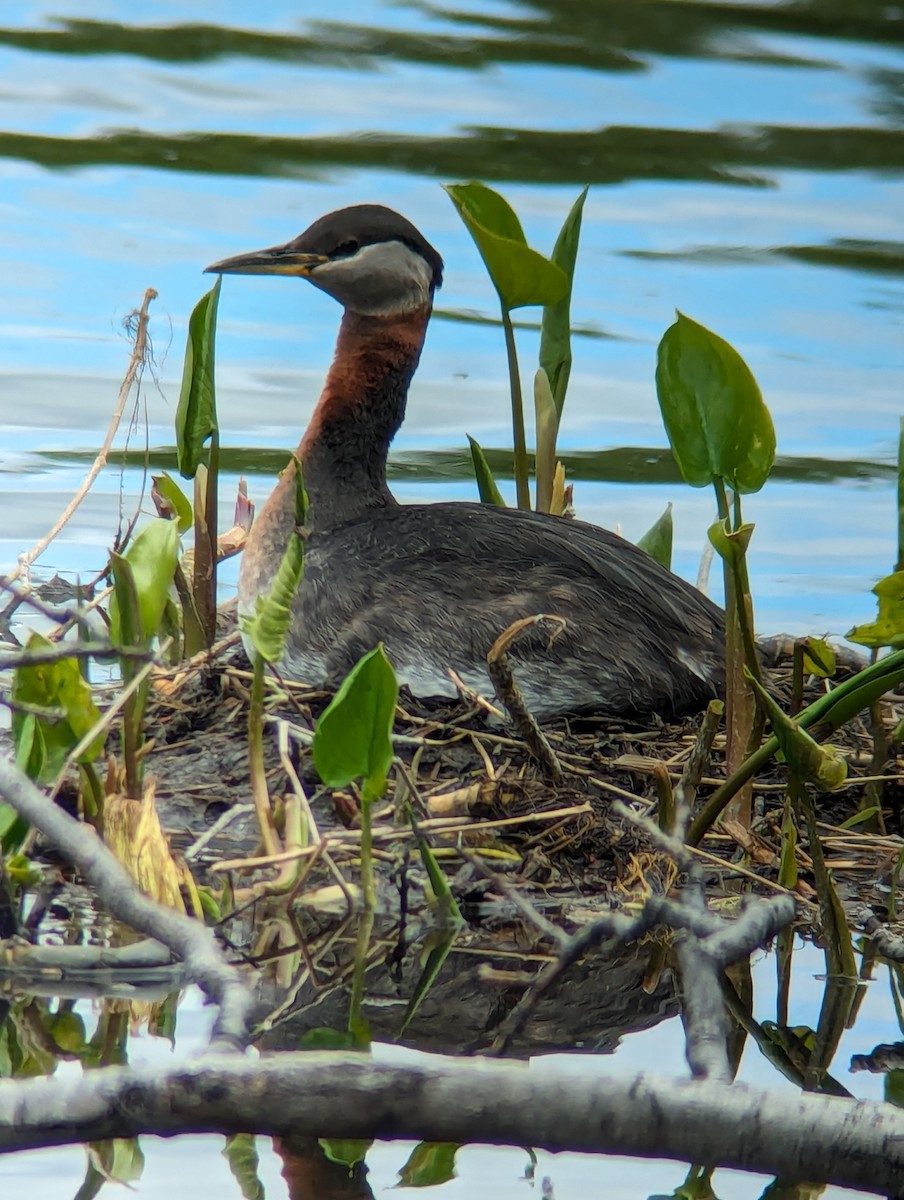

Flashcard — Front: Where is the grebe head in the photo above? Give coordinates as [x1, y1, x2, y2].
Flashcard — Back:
[206, 204, 444, 318]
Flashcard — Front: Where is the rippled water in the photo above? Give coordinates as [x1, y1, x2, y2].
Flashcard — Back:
[0, 0, 902, 638]
[0, 4, 902, 1194]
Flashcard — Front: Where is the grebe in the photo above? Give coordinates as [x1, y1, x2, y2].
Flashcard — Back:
[207, 204, 725, 719]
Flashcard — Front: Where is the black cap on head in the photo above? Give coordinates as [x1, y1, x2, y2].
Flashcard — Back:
[288, 205, 444, 291]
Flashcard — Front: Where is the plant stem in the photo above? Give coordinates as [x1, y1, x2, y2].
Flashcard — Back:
[79, 763, 104, 827]
[247, 656, 280, 858]
[348, 908, 374, 1043]
[714, 476, 730, 523]
[791, 642, 804, 716]
[359, 794, 376, 913]
[501, 308, 530, 510]
[686, 739, 776, 845]
[713, 478, 755, 827]
[191, 430, 220, 653]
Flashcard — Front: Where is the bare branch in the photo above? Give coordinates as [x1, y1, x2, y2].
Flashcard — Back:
[0, 1054, 902, 1195]
[0, 642, 156, 671]
[0, 757, 253, 1049]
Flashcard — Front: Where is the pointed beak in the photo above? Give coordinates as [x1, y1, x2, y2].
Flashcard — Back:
[204, 243, 330, 278]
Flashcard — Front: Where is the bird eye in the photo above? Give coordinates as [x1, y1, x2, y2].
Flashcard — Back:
[334, 239, 359, 258]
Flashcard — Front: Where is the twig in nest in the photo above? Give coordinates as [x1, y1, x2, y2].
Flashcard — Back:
[447, 668, 504, 718]
[486, 615, 566, 785]
[673, 699, 724, 834]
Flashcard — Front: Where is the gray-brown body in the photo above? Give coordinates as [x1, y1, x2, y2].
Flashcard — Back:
[240, 486, 725, 719]
[211, 204, 726, 720]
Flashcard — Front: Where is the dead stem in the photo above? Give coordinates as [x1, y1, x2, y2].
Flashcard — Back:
[486, 615, 566, 785]
[8, 288, 157, 586]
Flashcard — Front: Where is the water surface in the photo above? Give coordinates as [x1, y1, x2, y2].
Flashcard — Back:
[0, 3, 903, 1194]
[0, 0, 901, 638]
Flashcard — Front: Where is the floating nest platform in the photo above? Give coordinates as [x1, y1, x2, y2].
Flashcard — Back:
[144, 630, 904, 924]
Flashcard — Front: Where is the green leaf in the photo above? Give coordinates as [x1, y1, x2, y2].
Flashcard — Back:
[242, 461, 307, 663]
[886, 1069, 904, 1108]
[747, 672, 847, 792]
[49, 1010, 87, 1053]
[176, 277, 221, 479]
[409, 811, 461, 918]
[398, 1142, 460, 1188]
[13, 713, 42, 779]
[801, 637, 836, 678]
[777, 800, 798, 891]
[313, 645, 399, 803]
[467, 435, 506, 507]
[109, 518, 181, 647]
[399, 928, 458, 1037]
[151, 473, 193, 534]
[0, 803, 29, 854]
[87, 1138, 145, 1186]
[539, 185, 588, 417]
[838, 805, 882, 830]
[319, 1139, 372, 1169]
[708, 517, 754, 565]
[533, 368, 559, 514]
[299, 1027, 360, 1050]
[195, 885, 223, 923]
[637, 502, 674, 569]
[11, 632, 104, 784]
[444, 182, 567, 311]
[5, 853, 41, 888]
[398, 807, 463, 1035]
[847, 570, 904, 649]
[798, 788, 857, 980]
[223, 1134, 264, 1200]
[656, 311, 775, 493]
[806, 648, 904, 733]
[445, 181, 528, 244]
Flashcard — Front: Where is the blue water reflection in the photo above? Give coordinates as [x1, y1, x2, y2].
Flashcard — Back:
[0, 1, 902, 640]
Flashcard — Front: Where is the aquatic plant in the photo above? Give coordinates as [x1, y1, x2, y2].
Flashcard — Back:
[175, 276, 222, 653]
[446, 182, 583, 513]
[655, 310, 775, 827]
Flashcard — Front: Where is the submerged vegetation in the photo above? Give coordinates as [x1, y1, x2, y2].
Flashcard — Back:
[3, 182, 904, 1194]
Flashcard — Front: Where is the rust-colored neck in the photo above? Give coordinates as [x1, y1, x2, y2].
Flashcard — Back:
[296, 304, 431, 530]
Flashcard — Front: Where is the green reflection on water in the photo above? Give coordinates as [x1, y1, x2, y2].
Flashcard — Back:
[36, 444, 897, 486]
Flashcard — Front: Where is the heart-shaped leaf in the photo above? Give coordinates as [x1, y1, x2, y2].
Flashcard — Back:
[109, 518, 181, 647]
[11, 632, 104, 784]
[313, 645, 399, 803]
[657, 312, 775, 494]
[445, 183, 567, 311]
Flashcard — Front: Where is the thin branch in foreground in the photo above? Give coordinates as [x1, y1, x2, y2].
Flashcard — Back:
[0, 641, 157, 671]
[1, 1054, 903, 1196]
[0, 757, 253, 1050]
[616, 798, 796, 1083]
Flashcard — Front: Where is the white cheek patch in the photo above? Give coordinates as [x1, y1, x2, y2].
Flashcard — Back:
[312, 240, 434, 315]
